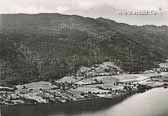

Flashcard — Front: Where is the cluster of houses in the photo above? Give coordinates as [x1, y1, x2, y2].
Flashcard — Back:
[0, 81, 83, 106]
[76, 62, 122, 78]
[0, 77, 139, 106]
[1, 61, 167, 106]
[78, 82, 140, 99]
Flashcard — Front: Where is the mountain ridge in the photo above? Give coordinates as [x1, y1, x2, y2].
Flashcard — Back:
[0, 13, 168, 85]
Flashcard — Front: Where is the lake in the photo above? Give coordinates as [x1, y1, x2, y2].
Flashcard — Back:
[2, 88, 168, 116]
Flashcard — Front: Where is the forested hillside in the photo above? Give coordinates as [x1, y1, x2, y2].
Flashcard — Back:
[0, 13, 168, 85]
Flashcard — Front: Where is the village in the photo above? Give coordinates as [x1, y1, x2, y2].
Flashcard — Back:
[1, 61, 168, 106]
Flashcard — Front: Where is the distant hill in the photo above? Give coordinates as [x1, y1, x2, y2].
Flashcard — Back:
[0, 13, 168, 85]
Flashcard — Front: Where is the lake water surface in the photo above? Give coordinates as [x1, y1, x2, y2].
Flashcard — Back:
[2, 88, 168, 116]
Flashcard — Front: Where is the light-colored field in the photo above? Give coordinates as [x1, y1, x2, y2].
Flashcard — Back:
[113, 73, 163, 82]
[160, 72, 168, 77]
[16, 81, 56, 90]
[76, 76, 118, 85]
[95, 76, 119, 83]
[57, 76, 83, 83]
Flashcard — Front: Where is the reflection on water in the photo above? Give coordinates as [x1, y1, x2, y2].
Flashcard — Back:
[3, 88, 168, 116]
[72, 88, 168, 116]
[49, 88, 168, 116]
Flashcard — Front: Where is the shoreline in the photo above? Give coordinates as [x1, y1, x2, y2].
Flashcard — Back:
[0, 89, 139, 108]
[1, 74, 166, 116]
[0, 88, 149, 116]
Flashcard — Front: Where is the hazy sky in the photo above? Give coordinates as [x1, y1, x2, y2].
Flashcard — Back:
[0, 0, 168, 25]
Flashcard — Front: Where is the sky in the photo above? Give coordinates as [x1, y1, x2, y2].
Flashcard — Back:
[0, 0, 168, 25]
